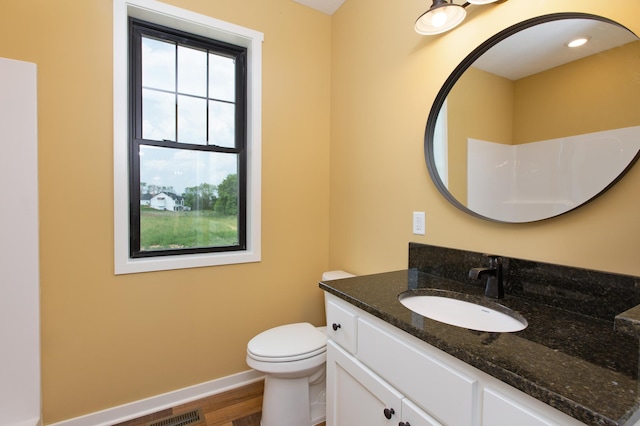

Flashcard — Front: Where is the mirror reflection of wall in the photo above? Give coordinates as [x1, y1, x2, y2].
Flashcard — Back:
[433, 100, 449, 187]
[444, 66, 513, 204]
[514, 40, 640, 142]
[430, 15, 640, 223]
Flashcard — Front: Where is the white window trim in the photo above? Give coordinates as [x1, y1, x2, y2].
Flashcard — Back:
[113, 0, 263, 274]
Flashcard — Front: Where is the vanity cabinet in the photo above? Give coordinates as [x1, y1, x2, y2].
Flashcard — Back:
[325, 293, 586, 426]
[327, 340, 441, 426]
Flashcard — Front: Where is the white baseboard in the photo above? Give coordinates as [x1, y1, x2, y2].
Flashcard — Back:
[47, 369, 264, 426]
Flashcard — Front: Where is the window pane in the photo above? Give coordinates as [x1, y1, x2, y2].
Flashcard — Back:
[209, 53, 235, 102]
[209, 100, 235, 148]
[178, 45, 207, 97]
[178, 95, 207, 145]
[143, 89, 175, 141]
[142, 37, 175, 91]
[139, 145, 239, 251]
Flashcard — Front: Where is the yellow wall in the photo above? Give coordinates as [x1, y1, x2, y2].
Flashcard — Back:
[2, 0, 640, 423]
[447, 67, 514, 202]
[0, 0, 332, 423]
[330, 0, 640, 277]
[514, 40, 640, 143]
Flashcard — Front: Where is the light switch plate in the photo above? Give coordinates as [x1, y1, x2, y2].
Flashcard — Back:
[413, 212, 425, 235]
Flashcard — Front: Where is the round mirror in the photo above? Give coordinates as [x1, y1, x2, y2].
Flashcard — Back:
[425, 13, 640, 223]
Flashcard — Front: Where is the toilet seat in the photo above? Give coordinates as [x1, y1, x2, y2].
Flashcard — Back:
[247, 322, 327, 362]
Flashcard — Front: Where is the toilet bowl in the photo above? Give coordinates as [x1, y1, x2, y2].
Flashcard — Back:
[247, 270, 355, 426]
[247, 323, 327, 426]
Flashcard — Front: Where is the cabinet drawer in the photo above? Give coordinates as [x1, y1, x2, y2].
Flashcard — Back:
[325, 295, 358, 354]
[483, 388, 569, 426]
[358, 317, 477, 426]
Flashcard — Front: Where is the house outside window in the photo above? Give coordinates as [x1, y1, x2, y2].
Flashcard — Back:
[114, 0, 263, 274]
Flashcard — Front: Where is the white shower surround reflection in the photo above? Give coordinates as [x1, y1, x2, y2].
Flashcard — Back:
[467, 126, 640, 222]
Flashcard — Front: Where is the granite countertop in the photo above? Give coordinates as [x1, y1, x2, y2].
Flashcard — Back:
[320, 269, 640, 426]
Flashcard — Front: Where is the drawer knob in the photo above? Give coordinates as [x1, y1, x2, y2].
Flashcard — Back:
[332, 323, 341, 331]
[399, 422, 411, 426]
[383, 408, 395, 419]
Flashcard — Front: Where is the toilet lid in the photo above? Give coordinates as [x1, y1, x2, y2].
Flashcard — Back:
[247, 322, 326, 361]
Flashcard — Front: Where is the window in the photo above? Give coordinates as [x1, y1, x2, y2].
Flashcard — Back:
[130, 19, 247, 258]
[114, 0, 263, 274]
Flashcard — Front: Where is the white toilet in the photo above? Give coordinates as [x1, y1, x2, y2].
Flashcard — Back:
[246, 270, 355, 426]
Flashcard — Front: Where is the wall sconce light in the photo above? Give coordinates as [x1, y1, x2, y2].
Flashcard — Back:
[415, 0, 507, 35]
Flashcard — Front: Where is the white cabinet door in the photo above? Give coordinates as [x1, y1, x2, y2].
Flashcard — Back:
[327, 340, 403, 426]
[401, 398, 443, 426]
[483, 388, 562, 426]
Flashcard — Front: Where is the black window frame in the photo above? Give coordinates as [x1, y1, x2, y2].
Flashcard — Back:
[128, 18, 248, 259]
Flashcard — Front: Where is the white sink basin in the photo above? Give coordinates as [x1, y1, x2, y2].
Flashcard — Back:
[398, 291, 527, 333]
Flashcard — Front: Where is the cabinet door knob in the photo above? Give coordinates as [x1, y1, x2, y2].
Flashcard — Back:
[399, 422, 411, 426]
[332, 323, 341, 331]
[383, 408, 395, 419]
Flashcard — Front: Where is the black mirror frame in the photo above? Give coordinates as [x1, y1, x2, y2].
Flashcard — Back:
[424, 12, 640, 223]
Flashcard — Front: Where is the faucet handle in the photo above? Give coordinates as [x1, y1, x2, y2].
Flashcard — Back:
[483, 254, 502, 267]
[482, 255, 504, 299]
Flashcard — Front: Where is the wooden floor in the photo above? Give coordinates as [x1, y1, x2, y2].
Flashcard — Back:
[114, 379, 326, 426]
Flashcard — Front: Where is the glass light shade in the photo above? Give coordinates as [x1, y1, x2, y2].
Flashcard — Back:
[466, 0, 498, 4]
[415, 2, 466, 35]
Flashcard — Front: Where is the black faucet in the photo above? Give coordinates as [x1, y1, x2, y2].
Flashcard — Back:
[469, 255, 504, 299]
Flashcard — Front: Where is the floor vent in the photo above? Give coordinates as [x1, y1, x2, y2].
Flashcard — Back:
[146, 409, 205, 426]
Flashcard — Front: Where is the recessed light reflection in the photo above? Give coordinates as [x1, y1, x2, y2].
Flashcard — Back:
[567, 36, 590, 48]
